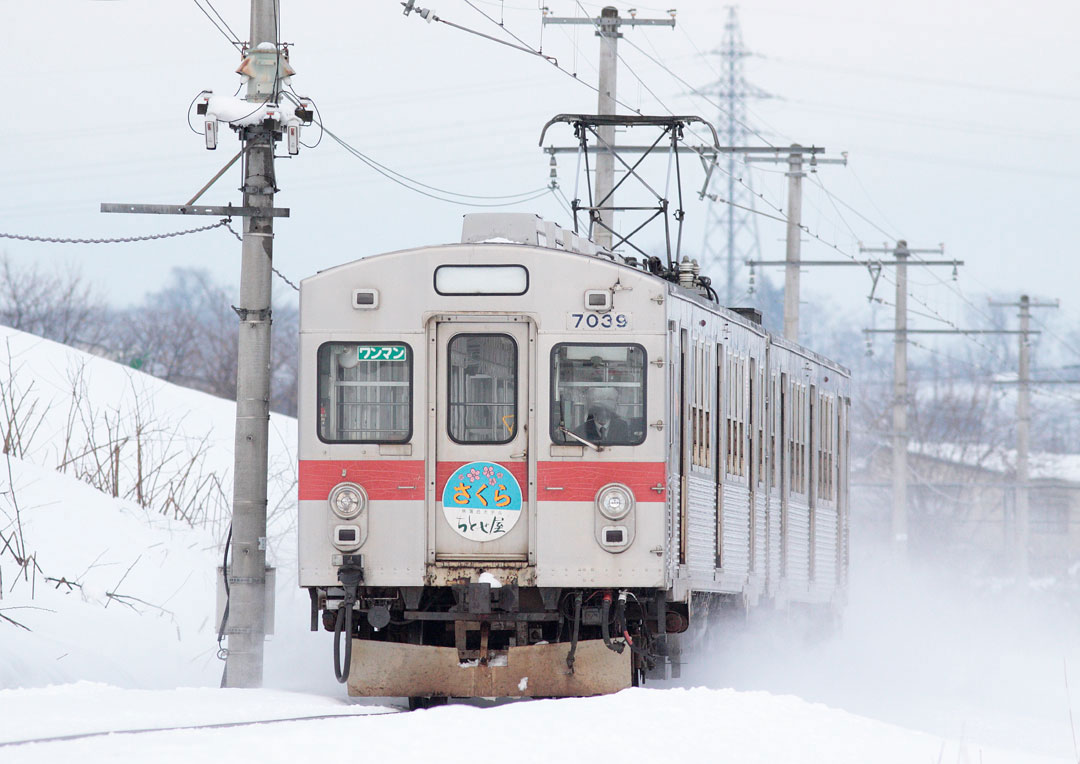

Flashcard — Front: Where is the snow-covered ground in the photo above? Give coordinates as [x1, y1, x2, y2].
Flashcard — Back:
[0, 684, 1068, 764]
[2, 326, 1078, 763]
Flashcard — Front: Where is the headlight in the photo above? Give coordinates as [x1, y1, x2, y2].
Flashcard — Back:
[596, 483, 634, 521]
[328, 482, 366, 519]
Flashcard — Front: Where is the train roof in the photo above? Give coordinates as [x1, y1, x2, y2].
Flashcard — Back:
[303, 213, 850, 379]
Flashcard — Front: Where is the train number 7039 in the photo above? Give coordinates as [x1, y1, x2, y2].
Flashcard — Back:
[567, 312, 632, 330]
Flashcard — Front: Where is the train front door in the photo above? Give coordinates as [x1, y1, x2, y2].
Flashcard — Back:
[431, 319, 532, 561]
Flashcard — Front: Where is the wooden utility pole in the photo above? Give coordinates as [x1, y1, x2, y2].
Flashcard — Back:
[543, 6, 675, 250]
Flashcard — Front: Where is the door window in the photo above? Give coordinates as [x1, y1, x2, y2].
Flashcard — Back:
[447, 334, 517, 444]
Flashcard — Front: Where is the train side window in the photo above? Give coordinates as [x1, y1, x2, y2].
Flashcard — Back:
[785, 378, 804, 495]
[817, 393, 836, 501]
[550, 343, 646, 447]
[447, 334, 517, 444]
[792, 383, 807, 495]
[725, 354, 746, 478]
[691, 340, 712, 469]
[317, 342, 412, 443]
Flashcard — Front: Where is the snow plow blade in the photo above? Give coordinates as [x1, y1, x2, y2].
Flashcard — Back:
[346, 638, 631, 698]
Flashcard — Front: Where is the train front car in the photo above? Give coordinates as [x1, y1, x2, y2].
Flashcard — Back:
[298, 215, 669, 702]
[298, 213, 851, 704]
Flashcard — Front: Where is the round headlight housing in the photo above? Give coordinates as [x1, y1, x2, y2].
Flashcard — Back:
[596, 483, 634, 521]
[328, 482, 366, 520]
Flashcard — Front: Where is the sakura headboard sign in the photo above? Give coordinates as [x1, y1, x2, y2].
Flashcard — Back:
[441, 461, 523, 542]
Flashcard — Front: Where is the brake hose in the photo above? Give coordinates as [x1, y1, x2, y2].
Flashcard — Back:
[565, 592, 583, 672]
[333, 566, 364, 684]
[601, 592, 624, 654]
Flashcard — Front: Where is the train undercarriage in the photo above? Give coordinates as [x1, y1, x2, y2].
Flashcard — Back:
[311, 576, 690, 706]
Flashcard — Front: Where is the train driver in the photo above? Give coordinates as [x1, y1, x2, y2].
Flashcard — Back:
[575, 386, 630, 444]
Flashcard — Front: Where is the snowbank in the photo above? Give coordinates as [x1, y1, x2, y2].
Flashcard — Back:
[0, 326, 337, 693]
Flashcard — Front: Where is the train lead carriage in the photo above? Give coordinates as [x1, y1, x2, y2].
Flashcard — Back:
[298, 212, 850, 704]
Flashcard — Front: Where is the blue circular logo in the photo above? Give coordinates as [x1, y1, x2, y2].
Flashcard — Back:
[441, 461, 523, 542]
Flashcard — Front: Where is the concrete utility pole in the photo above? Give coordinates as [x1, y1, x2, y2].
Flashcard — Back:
[1017, 295, 1031, 583]
[891, 242, 909, 557]
[594, 6, 619, 251]
[543, 7, 675, 250]
[99, 0, 301, 688]
[858, 241, 950, 558]
[745, 148, 845, 340]
[782, 150, 804, 341]
[989, 294, 1058, 585]
[227, 0, 281, 688]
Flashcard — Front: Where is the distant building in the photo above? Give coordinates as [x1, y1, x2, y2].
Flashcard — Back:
[852, 442, 1080, 579]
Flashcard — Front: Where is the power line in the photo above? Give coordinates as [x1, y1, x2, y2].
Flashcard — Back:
[190, 0, 244, 50]
[619, 34, 777, 149]
[0, 219, 234, 245]
[811, 173, 895, 241]
[202, 0, 244, 45]
[404, 1, 648, 116]
[566, 0, 674, 116]
[222, 220, 299, 291]
[322, 124, 552, 207]
[763, 54, 1080, 104]
[281, 92, 552, 203]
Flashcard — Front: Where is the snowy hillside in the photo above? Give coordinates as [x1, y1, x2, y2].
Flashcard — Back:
[0, 325, 328, 691]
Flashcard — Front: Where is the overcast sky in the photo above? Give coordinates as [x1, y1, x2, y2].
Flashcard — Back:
[4, 0, 1078, 361]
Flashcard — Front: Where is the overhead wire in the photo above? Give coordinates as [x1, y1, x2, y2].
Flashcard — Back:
[535, 4, 1027, 376]
[191, 0, 1044, 386]
[567, 0, 671, 116]
[0, 219, 236, 245]
[280, 92, 549, 203]
[321, 124, 552, 207]
[202, 0, 243, 46]
[445, 1, 647, 115]
[763, 54, 1080, 104]
[618, 33, 777, 148]
[189, 0, 244, 51]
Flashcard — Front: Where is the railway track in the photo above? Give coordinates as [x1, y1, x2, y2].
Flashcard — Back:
[0, 708, 404, 749]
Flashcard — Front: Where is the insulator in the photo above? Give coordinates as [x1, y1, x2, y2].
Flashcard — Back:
[549, 155, 557, 168]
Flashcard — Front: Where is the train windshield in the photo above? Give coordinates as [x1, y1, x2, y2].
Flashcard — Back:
[551, 344, 646, 447]
[317, 342, 412, 443]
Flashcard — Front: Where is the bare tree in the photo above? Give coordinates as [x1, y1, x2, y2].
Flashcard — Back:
[0, 253, 111, 349]
[111, 267, 299, 415]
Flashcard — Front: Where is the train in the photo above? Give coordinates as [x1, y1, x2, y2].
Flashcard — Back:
[297, 211, 850, 706]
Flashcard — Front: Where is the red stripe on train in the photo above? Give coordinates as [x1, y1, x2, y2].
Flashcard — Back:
[298, 460, 424, 501]
[537, 461, 666, 502]
[299, 460, 667, 502]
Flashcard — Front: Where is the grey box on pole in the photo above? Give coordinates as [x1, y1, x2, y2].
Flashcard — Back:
[217, 566, 276, 637]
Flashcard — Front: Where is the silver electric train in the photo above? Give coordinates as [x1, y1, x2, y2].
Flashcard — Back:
[297, 212, 850, 705]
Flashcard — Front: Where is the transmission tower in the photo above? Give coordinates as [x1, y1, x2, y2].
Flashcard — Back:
[697, 7, 772, 305]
